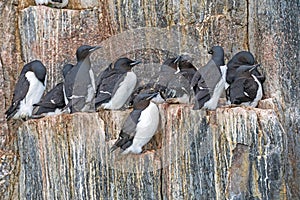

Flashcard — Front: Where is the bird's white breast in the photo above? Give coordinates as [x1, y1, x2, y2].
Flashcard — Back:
[86, 69, 96, 103]
[103, 72, 137, 109]
[35, 0, 49, 5]
[220, 65, 229, 89]
[14, 72, 46, 119]
[203, 77, 225, 110]
[123, 102, 159, 154]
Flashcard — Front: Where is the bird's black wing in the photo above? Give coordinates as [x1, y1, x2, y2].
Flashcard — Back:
[167, 72, 192, 98]
[191, 59, 221, 109]
[243, 77, 259, 100]
[63, 66, 79, 99]
[5, 74, 30, 119]
[180, 68, 197, 84]
[95, 69, 125, 106]
[110, 73, 127, 97]
[34, 83, 65, 115]
[229, 75, 258, 104]
[95, 64, 112, 87]
[110, 109, 141, 152]
[192, 74, 210, 109]
[127, 82, 173, 107]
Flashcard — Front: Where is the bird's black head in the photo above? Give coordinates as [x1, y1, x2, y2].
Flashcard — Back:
[133, 92, 159, 109]
[26, 60, 47, 84]
[62, 64, 74, 78]
[114, 57, 141, 71]
[227, 51, 255, 68]
[178, 55, 197, 71]
[76, 45, 101, 61]
[208, 46, 225, 66]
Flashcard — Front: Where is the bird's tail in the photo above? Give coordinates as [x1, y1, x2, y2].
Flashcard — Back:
[5, 102, 19, 120]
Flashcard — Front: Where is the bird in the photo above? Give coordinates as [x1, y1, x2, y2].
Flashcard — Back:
[5, 60, 47, 120]
[63, 45, 101, 113]
[222, 51, 265, 106]
[127, 82, 171, 107]
[191, 46, 225, 110]
[95, 57, 141, 110]
[110, 92, 161, 154]
[159, 55, 195, 99]
[32, 64, 74, 117]
[176, 55, 198, 84]
[227, 64, 263, 107]
[224, 51, 265, 89]
[135, 55, 197, 105]
[33, 82, 65, 116]
[35, 0, 68, 8]
[165, 55, 197, 104]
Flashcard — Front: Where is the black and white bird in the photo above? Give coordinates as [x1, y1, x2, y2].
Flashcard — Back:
[64, 45, 101, 113]
[33, 63, 74, 116]
[223, 51, 265, 107]
[35, 0, 68, 8]
[141, 55, 197, 104]
[176, 55, 198, 84]
[191, 46, 225, 110]
[33, 82, 65, 116]
[224, 51, 265, 89]
[110, 92, 161, 154]
[95, 57, 141, 110]
[5, 60, 47, 120]
[128, 83, 170, 107]
[227, 64, 264, 107]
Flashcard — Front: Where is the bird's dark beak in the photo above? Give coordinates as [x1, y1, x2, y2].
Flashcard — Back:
[236, 64, 261, 73]
[208, 49, 213, 54]
[249, 64, 261, 72]
[130, 60, 141, 66]
[89, 46, 102, 52]
[146, 92, 158, 100]
[173, 55, 182, 63]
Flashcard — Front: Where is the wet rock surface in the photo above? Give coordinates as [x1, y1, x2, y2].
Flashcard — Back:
[0, 0, 299, 199]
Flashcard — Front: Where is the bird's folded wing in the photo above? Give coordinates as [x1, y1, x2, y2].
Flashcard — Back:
[11, 74, 30, 103]
[121, 110, 141, 136]
[36, 83, 65, 108]
[95, 71, 125, 104]
[198, 60, 221, 94]
[229, 78, 252, 103]
[5, 74, 30, 117]
[34, 102, 57, 108]
[111, 111, 141, 151]
[110, 73, 127, 97]
[167, 74, 192, 96]
[244, 77, 259, 100]
[64, 68, 78, 99]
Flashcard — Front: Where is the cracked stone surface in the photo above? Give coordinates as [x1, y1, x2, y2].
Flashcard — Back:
[0, 0, 299, 199]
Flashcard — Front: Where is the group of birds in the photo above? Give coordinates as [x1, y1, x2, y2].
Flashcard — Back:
[5, 45, 265, 155]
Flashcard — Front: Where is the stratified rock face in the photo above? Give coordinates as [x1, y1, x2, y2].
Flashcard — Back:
[16, 104, 286, 199]
[0, 0, 299, 199]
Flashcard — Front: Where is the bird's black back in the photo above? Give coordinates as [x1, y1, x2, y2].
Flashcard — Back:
[229, 72, 259, 104]
[190, 46, 224, 110]
[34, 83, 65, 115]
[95, 64, 127, 107]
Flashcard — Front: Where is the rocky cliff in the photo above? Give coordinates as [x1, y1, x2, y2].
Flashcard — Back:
[0, 0, 299, 199]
